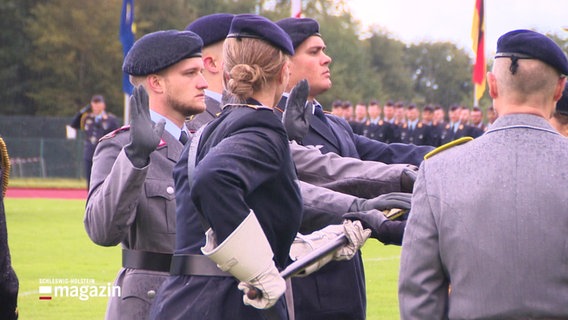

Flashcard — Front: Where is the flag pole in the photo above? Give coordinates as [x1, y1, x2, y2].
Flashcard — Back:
[124, 93, 130, 125]
[471, 0, 485, 108]
[473, 87, 478, 108]
[119, 0, 135, 125]
[291, 0, 301, 17]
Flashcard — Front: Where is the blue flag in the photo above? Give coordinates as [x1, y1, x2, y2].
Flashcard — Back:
[119, 0, 134, 95]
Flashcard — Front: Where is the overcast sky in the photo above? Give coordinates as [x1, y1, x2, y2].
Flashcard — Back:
[347, 0, 568, 56]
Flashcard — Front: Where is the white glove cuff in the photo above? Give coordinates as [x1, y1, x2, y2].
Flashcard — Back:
[201, 210, 274, 282]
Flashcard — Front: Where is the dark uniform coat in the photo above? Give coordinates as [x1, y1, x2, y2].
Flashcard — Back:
[429, 121, 445, 147]
[276, 97, 432, 320]
[84, 124, 183, 320]
[439, 122, 472, 145]
[399, 114, 568, 319]
[150, 102, 303, 320]
[358, 120, 396, 143]
[399, 121, 433, 146]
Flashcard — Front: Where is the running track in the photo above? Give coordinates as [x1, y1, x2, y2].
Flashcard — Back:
[5, 187, 87, 199]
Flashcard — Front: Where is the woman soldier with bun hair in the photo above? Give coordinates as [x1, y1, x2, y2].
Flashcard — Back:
[150, 14, 368, 320]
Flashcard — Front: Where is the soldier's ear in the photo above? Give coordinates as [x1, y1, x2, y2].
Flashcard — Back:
[146, 74, 165, 94]
[553, 77, 567, 102]
[203, 56, 221, 74]
[487, 72, 498, 99]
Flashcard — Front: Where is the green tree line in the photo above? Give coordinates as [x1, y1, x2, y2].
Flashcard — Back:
[3, 0, 564, 118]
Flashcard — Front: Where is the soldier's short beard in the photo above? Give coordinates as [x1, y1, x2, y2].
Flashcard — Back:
[166, 92, 202, 118]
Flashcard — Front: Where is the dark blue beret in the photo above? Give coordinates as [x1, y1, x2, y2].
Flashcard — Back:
[227, 14, 294, 56]
[122, 30, 203, 76]
[276, 18, 320, 49]
[556, 83, 568, 115]
[495, 29, 568, 76]
[185, 13, 234, 47]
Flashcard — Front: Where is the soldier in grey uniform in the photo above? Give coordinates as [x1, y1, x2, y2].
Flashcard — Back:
[399, 29, 568, 319]
[84, 30, 207, 319]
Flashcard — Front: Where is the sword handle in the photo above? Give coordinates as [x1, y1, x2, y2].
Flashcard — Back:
[246, 234, 348, 300]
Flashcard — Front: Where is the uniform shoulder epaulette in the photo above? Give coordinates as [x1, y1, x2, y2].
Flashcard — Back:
[99, 125, 131, 141]
[424, 136, 473, 160]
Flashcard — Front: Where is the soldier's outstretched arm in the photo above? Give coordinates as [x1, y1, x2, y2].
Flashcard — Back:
[291, 142, 417, 198]
[299, 181, 411, 245]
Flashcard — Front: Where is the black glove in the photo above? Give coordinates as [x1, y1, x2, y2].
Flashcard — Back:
[124, 86, 165, 168]
[282, 79, 312, 143]
[79, 104, 92, 114]
[343, 210, 406, 245]
[348, 192, 412, 212]
[400, 167, 418, 193]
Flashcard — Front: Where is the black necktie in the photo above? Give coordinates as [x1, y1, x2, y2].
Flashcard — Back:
[179, 130, 189, 145]
[313, 105, 328, 124]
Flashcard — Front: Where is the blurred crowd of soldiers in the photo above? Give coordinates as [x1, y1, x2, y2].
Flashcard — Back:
[332, 99, 498, 147]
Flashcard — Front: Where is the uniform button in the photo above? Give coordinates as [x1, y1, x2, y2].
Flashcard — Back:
[147, 290, 156, 299]
[166, 186, 174, 194]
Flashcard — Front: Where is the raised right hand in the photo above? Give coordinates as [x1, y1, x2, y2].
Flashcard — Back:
[124, 86, 165, 168]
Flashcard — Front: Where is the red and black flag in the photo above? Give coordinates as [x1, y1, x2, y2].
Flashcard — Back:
[472, 0, 485, 101]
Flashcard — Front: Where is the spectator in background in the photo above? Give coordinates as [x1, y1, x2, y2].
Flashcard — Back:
[462, 106, 484, 138]
[330, 99, 343, 117]
[366, 99, 395, 143]
[440, 104, 465, 144]
[353, 101, 368, 123]
[400, 104, 433, 146]
[433, 104, 446, 126]
[70, 94, 120, 187]
[487, 105, 498, 127]
[459, 106, 470, 124]
[394, 101, 406, 125]
[383, 100, 396, 124]
[383, 100, 400, 143]
[431, 105, 446, 147]
[349, 101, 368, 134]
[421, 104, 434, 126]
[470, 106, 486, 131]
[342, 100, 353, 121]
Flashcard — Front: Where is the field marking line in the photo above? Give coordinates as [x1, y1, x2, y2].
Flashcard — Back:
[364, 255, 400, 262]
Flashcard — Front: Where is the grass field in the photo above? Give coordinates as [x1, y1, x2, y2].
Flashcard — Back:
[5, 197, 401, 319]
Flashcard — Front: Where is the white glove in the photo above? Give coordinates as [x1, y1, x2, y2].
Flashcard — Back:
[289, 220, 371, 276]
[201, 211, 286, 309]
[237, 264, 286, 309]
[336, 220, 371, 259]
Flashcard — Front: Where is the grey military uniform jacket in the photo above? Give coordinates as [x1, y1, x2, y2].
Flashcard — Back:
[84, 127, 183, 320]
[399, 114, 568, 319]
[290, 141, 414, 198]
[291, 141, 416, 232]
